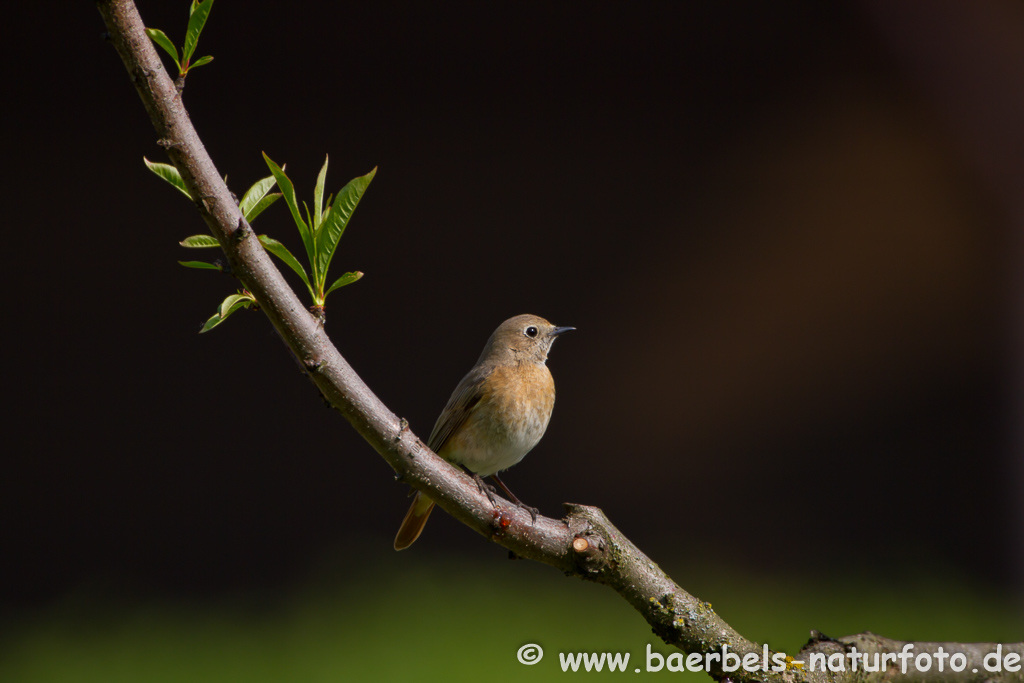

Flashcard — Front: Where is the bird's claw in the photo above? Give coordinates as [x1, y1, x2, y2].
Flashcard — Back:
[472, 473, 500, 507]
[471, 473, 536, 523]
[519, 503, 539, 524]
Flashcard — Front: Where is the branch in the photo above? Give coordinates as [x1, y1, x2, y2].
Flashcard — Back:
[96, 2, 1023, 681]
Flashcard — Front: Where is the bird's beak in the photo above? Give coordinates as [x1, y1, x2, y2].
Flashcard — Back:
[550, 326, 576, 337]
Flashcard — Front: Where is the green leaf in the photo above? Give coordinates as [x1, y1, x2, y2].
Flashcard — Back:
[258, 235, 312, 292]
[144, 157, 192, 199]
[224, 296, 255, 321]
[315, 167, 375, 285]
[302, 201, 316, 250]
[218, 293, 249, 318]
[189, 55, 214, 69]
[200, 292, 253, 333]
[238, 175, 278, 218]
[322, 193, 334, 221]
[244, 193, 281, 223]
[179, 234, 220, 248]
[183, 0, 214, 63]
[144, 28, 180, 69]
[199, 305, 242, 333]
[313, 155, 329, 232]
[324, 271, 364, 298]
[179, 260, 222, 270]
[200, 312, 225, 333]
[262, 153, 313, 267]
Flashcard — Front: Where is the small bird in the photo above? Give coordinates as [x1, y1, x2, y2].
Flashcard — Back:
[394, 314, 574, 550]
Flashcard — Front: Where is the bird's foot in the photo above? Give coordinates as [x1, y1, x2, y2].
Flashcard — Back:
[489, 472, 538, 524]
[517, 502, 539, 524]
[471, 473, 500, 507]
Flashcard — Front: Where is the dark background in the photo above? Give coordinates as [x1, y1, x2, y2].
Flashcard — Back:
[5, 0, 1024, 616]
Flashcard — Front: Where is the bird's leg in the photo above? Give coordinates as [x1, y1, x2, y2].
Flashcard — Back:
[491, 473, 539, 524]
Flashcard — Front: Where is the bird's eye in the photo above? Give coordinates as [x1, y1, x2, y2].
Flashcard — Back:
[525, 326, 539, 338]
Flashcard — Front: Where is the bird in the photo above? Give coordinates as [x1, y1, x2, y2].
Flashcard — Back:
[394, 314, 574, 550]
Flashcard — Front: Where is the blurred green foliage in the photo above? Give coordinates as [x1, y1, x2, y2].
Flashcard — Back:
[2, 554, 1020, 682]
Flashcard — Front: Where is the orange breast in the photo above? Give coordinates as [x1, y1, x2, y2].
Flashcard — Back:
[442, 361, 555, 476]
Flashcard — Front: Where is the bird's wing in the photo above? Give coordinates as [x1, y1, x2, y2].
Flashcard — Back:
[427, 364, 494, 455]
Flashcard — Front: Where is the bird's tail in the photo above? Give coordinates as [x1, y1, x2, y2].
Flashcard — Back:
[394, 491, 436, 550]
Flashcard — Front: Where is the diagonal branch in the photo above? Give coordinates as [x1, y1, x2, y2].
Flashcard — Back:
[96, 1, 1023, 681]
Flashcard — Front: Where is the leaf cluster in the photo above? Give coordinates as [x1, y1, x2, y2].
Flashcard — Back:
[262, 153, 374, 308]
[144, 154, 374, 332]
[145, 0, 214, 78]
